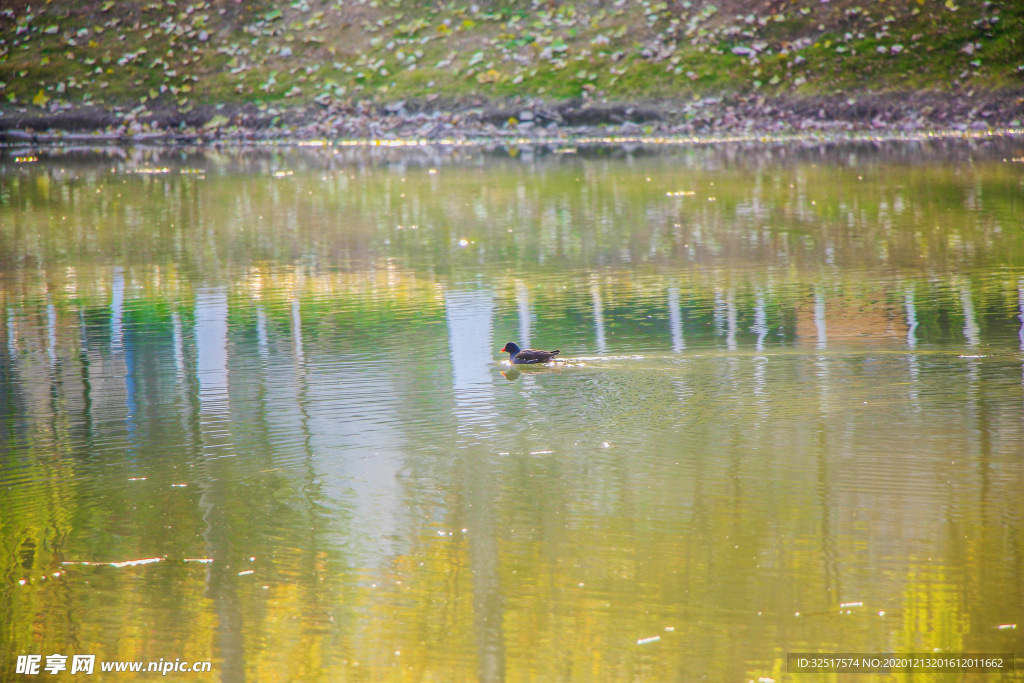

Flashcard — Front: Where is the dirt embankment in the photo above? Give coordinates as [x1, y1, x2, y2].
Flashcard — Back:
[2, 89, 1023, 145]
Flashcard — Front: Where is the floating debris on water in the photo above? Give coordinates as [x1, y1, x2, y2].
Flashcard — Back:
[109, 558, 162, 568]
[530, 450, 553, 455]
[664, 626, 675, 632]
[637, 636, 661, 645]
[238, 570, 255, 576]
[184, 558, 214, 563]
[840, 601, 863, 608]
[997, 624, 1016, 630]
[62, 558, 162, 568]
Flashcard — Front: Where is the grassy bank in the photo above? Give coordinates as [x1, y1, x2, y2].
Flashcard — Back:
[1, 0, 1023, 127]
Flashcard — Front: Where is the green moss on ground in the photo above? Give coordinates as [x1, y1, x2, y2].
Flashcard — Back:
[0, 0, 1022, 116]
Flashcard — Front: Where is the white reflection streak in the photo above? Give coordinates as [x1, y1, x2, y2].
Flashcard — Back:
[590, 279, 607, 354]
[668, 287, 685, 353]
[753, 354, 768, 426]
[1019, 280, 1024, 403]
[291, 298, 304, 365]
[445, 289, 499, 440]
[713, 289, 725, 337]
[256, 306, 269, 363]
[904, 287, 920, 411]
[47, 301, 57, 365]
[752, 289, 768, 422]
[814, 288, 827, 350]
[1018, 279, 1024, 351]
[726, 289, 737, 351]
[957, 284, 980, 429]
[752, 288, 767, 352]
[904, 287, 919, 349]
[959, 284, 980, 347]
[111, 266, 124, 352]
[194, 287, 229, 411]
[516, 281, 531, 349]
[110, 266, 131, 429]
[814, 288, 828, 412]
[6, 308, 15, 358]
[171, 312, 185, 380]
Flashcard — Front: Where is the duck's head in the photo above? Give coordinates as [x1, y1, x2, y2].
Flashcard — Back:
[500, 342, 521, 355]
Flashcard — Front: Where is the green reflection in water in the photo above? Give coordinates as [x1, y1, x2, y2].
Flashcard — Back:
[1, 142, 1023, 683]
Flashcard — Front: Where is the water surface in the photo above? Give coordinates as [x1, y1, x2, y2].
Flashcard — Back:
[2, 140, 1024, 682]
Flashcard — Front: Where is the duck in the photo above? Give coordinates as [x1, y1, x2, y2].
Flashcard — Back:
[500, 342, 560, 365]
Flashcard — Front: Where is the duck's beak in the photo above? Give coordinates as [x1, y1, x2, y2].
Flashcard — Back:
[499, 345, 506, 352]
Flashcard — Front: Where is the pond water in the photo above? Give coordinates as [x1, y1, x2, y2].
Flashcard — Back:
[2, 140, 1023, 682]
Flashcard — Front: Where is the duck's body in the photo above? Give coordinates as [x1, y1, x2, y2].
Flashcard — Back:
[500, 342, 560, 365]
